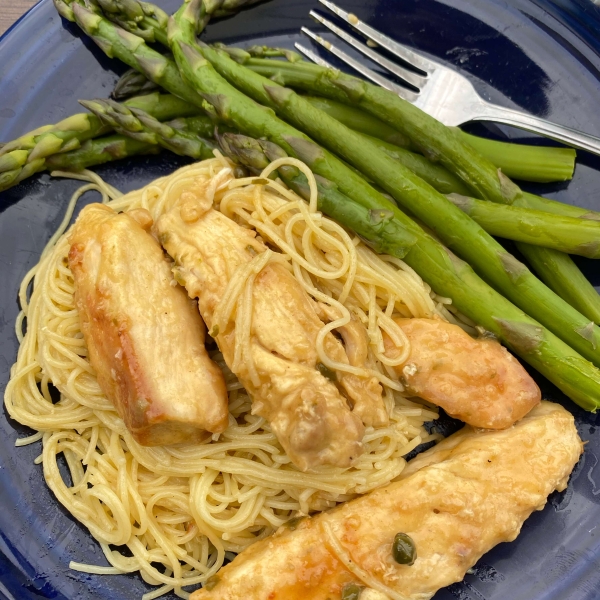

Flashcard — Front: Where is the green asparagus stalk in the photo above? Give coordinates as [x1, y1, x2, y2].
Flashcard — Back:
[0, 92, 201, 192]
[0, 93, 201, 160]
[95, 0, 170, 46]
[363, 136, 469, 196]
[20, 112, 214, 176]
[165, 24, 600, 368]
[80, 98, 216, 159]
[459, 131, 575, 183]
[302, 95, 412, 148]
[82, 0, 267, 47]
[59, 2, 206, 107]
[521, 192, 600, 219]
[0, 152, 45, 191]
[54, 0, 170, 45]
[46, 111, 218, 172]
[236, 57, 520, 203]
[217, 131, 600, 411]
[303, 95, 576, 184]
[170, 114, 218, 137]
[44, 133, 159, 171]
[518, 245, 600, 324]
[447, 193, 600, 257]
[112, 68, 160, 99]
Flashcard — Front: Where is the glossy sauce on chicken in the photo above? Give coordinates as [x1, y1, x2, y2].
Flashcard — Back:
[156, 192, 386, 471]
[190, 402, 582, 600]
[384, 318, 541, 428]
[69, 203, 229, 445]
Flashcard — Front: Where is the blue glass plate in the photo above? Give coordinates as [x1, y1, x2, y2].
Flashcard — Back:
[1, 1, 600, 598]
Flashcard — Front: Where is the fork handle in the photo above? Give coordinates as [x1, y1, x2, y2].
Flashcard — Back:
[472, 103, 600, 156]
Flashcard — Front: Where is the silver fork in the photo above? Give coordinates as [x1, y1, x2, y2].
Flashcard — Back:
[297, 0, 600, 156]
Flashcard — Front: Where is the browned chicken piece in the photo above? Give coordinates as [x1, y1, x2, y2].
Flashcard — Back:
[156, 192, 386, 471]
[383, 318, 541, 429]
[68, 203, 229, 446]
[190, 401, 582, 600]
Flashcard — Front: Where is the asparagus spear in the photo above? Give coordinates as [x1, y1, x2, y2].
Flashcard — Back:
[231, 56, 519, 203]
[165, 24, 600, 368]
[303, 95, 576, 184]
[521, 192, 600, 219]
[20, 112, 213, 176]
[447, 193, 600, 258]
[84, 0, 267, 46]
[362, 136, 471, 196]
[0, 93, 201, 192]
[58, 2, 207, 107]
[95, 0, 170, 46]
[45, 133, 159, 171]
[80, 98, 216, 159]
[112, 68, 160, 99]
[171, 114, 218, 136]
[459, 131, 575, 183]
[217, 131, 600, 411]
[519, 245, 600, 324]
[47, 110, 219, 172]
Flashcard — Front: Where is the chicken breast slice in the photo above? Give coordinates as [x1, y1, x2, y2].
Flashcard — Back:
[68, 203, 229, 446]
[156, 193, 385, 471]
[190, 401, 582, 600]
[383, 318, 541, 429]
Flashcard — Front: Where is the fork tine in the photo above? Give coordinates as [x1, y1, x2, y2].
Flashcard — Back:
[318, 0, 441, 74]
[300, 28, 419, 103]
[309, 11, 426, 89]
[294, 42, 337, 69]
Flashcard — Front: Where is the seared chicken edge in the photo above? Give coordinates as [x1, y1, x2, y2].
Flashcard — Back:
[69, 203, 229, 446]
[190, 401, 582, 600]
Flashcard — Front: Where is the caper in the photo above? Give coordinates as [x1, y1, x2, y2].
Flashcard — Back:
[341, 582, 363, 600]
[392, 532, 416, 565]
[317, 362, 337, 382]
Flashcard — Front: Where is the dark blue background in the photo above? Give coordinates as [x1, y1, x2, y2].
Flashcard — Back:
[1, 0, 600, 598]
